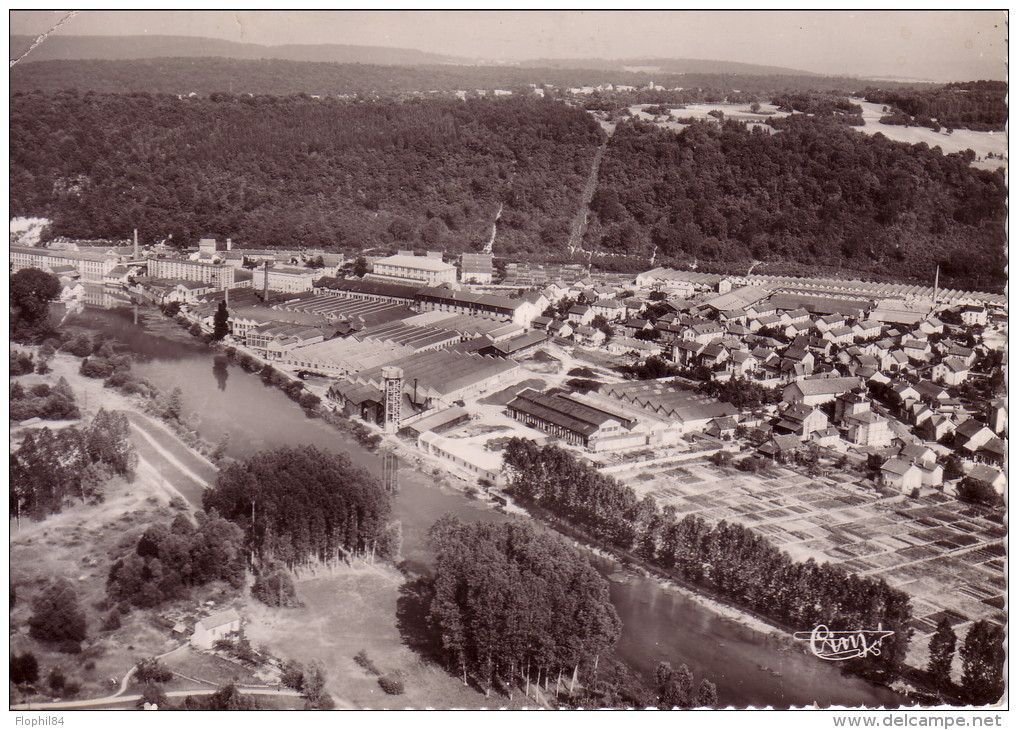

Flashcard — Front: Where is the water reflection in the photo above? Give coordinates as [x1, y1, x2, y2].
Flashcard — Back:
[212, 356, 229, 392]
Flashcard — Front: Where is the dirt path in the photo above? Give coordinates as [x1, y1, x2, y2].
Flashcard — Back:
[124, 412, 217, 508]
[567, 140, 609, 255]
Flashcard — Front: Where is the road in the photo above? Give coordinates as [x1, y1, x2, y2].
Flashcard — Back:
[123, 411, 217, 508]
[11, 687, 307, 711]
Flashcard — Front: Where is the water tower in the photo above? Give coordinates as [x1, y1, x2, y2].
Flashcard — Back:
[381, 366, 404, 434]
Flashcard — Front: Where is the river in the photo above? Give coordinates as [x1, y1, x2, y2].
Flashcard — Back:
[64, 303, 906, 708]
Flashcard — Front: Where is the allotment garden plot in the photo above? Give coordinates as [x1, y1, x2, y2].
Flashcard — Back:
[618, 459, 1006, 664]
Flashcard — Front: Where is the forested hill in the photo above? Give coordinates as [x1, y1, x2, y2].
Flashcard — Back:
[8, 57, 925, 97]
[10, 93, 602, 252]
[10, 92, 1005, 290]
[583, 117, 1006, 291]
[10, 34, 458, 66]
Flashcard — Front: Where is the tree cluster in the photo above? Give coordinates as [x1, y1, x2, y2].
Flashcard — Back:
[10, 376, 81, 422]
[426, 516, 621, 697]
[12, 92, 600, 256]
[697, 376, 782, 409]
[11, 408, 137, 520]
[28, 579, 88, 646]
[502, 439, 914, 679]
[956, 477, 1004, 509]
[204, 446, 395, 566]
[251, 563, 301, 608]
[584, 116, 1005, 291]
[864, 82, 1007, 132]
[106, 512, 246, 608]
[10, 269, 62, 342]
[771, 92, 863, 122]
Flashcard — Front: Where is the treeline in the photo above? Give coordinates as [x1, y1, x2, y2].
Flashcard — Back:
[864, 81, 1007, 132]
[10, 408, 137, 521]
[8, 56, 928, 97]
[425, 516, 622, 698]
[583, 116, 1006, 291]
[106, 512, 246, 608]
[502, 438, 914, 679]
[771, 92, 863, 122]
[11, 92, 599, 253]
[203, 446, 396, 566]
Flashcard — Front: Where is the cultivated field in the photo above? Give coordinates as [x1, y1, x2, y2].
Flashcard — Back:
[852, 99, 1007, 171]
[627, 100, 1007, 171]
[613, 458, 1006, 669]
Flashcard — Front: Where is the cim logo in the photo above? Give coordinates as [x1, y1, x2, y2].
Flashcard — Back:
[793, 624, 894, 661]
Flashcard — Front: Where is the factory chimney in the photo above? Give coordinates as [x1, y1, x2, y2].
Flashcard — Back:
[226, 237, 232, 251]
[263, 260, 270, 301]
[133, 229, 139, 259]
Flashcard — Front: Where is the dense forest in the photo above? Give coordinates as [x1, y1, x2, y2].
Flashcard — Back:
[8, 56, 926, 97]
[10, 92, 1005, 289]
[203, 446, 395, 565]
[425, 516, 622, 698]
[864, 81, 1007, 132]
[10, 92, 600, 254]
[502, 438, 914, 680]
[584, 115, 1006, 291]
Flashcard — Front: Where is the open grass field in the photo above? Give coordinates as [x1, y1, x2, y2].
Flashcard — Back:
[243, 564, 538, 709]
[610, 458, 1005, 671]
[627, 101, 1006, 172]
[852, 100, 1007, 171]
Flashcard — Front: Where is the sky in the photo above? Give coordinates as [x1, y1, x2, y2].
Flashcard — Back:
[9, 10, 1008, 81]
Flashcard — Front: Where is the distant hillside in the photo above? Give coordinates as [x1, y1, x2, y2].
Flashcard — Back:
[9, 57, 922, 98]
[10, 34, 458, 66]
[519, 56, 818, 77]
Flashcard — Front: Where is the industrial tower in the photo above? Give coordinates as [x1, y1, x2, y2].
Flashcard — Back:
[382, 366, 404, 434]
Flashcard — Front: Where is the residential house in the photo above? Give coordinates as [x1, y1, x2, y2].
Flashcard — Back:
[881, 458, 923, 492]
[986, 398, 1006, 435]
[901, 340, 932, 363]
[844, 410, 893, 447]
[726, 350, 759, 378]
[531, 315, 554, 331]
[567, 305, 594, 325]
[758, 433, 804, 461]
[959, 305, 988, 327]
[574, 325, 605, 347]
[954, 419, 995, 454]
[549, 320, 574, 339]
[853, 320, 883, 339]
[920, 414, 956, 443]
[672, 340, 705, 366]
[775, 403, 829, 438]
[591, 299, 626, 322]
[191, 609, 242, 649]
[815, 314, 846, 333]
[698, 342, 730, 370]
[932, 357, 970, 386]
[783, 377, 861, 406]
[967, 463, 1005, 493]
[705, 416, 739, 440]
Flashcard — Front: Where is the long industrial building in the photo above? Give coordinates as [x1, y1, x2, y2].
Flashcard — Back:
[506, 388, 682, 452]
[349, 349, 521, 407]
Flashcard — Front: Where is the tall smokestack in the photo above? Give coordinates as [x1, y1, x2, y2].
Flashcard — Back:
[133, 229, 139, 259]
[227, 237, 232, 251]
[263, 261, 269, 301]
[933, 265, 940, 306]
